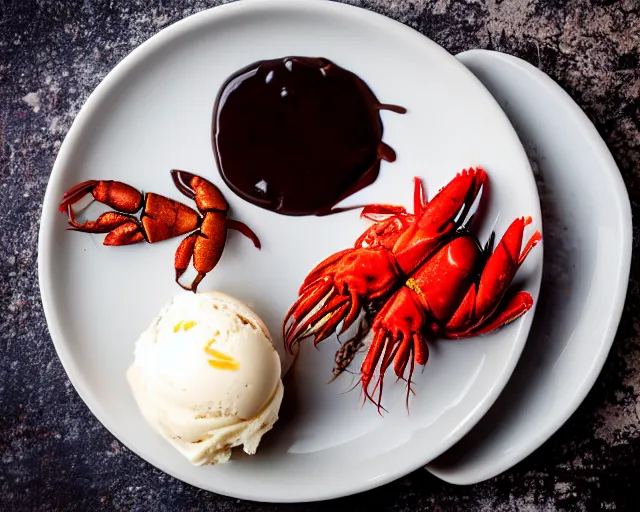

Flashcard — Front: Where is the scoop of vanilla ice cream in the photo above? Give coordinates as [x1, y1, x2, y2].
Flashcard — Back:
[126, 291, 283, 465]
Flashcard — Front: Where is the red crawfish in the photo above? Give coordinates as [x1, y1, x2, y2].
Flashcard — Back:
[58, 170, 260, 292]
[283, 169, 541, 411]
[284, 168, 487, 349]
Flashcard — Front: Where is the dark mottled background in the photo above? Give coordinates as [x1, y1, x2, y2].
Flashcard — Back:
[1, 0, 638, 510]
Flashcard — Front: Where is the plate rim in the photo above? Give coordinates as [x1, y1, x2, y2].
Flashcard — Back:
[426, 49, 633, 484]
[37, 1, 544, 502]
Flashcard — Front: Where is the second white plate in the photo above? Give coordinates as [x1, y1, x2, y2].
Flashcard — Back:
[427, 50, 632, 485]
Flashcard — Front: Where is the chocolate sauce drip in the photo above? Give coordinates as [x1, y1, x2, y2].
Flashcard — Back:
[212, 57, 405, 216]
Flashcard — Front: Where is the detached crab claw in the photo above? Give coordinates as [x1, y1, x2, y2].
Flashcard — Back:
[59, 171, 261, 292]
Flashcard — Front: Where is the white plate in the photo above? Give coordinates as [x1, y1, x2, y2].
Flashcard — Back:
[426, 50, 632, 484]
[38, 1, 543, 502]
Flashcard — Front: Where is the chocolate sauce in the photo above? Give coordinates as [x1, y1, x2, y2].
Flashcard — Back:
[212, 57, 405, 216]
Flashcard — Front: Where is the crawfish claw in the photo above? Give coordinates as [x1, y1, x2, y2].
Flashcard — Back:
[59, 180, 99, 213]
[170, 169, 198, 200]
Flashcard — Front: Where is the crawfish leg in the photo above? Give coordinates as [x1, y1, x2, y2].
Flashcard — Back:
[360, 328, 390, 414]
[226, 219, 261, 249]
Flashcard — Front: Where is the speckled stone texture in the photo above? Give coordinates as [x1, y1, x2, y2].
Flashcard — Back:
[0, 0, 638, 510]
